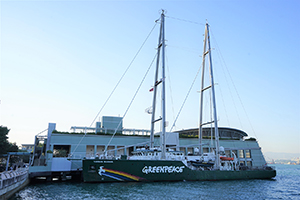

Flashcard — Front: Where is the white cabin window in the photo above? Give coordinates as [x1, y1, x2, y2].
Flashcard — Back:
[245, 150, 251, 158]
[238, 150, 244, 158]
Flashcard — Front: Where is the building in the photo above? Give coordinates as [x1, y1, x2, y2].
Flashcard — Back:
[20, 144, 34, 153]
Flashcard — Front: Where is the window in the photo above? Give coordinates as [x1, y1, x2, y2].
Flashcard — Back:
[238, 150, 244, 158]
[247, 161, 252, 167]
[245, 150, 251, 158]
[53, 145, 70, 157]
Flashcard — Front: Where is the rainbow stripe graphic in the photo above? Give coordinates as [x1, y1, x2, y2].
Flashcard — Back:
[99, 167, 145, 181]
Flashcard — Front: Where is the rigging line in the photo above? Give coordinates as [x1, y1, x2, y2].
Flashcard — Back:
[169, 63, 202, 132]
[104, 53, 158, 155]
[209, 27, 242, 128]
[207, 27, 238, 127]
[69, 128, 88, 157]
[70, 23, 157, 156]
[215, 78, 231, 126]
[166, 50, 176, 127]
[211, 49, 230, 126]
[36, 128, 48, 136]
[89, 22, 158, 128]
[165, 15, 205, 26]
[71, 23, 158, 156]
[210, 28, 257, 138]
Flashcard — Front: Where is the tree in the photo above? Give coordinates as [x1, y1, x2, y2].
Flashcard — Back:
[0, 126, 18, 154]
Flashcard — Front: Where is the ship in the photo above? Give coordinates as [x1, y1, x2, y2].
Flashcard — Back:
[82, 10, 276, 182]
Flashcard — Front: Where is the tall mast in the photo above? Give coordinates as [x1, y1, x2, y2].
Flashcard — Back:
[150, 10, 166, 159]
[150, 15, 162, 149]
[198, 23, 208, 155]
[161, 10, 166, 159]
[199, 23, 220, 168]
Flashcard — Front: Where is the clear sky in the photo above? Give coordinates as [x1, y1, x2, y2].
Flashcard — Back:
[1, 0, 299, 156]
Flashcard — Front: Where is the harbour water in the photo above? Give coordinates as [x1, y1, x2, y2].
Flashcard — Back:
[11, 164, 300, 199]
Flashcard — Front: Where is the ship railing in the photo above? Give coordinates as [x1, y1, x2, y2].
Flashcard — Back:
[69, 141, 152, 160]
[89, 154, 116, 160]
[85, 141, 152, 160]
[0, 167, 28, 190]
[67, 152, 118, 160]
[238, 165, 276, 171]
[70, 126, 151, 136]
[67, 153, 86, 160]
[84, 153, 121, 160]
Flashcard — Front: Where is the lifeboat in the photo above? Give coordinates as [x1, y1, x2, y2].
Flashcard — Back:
[220, 156, 234, 161]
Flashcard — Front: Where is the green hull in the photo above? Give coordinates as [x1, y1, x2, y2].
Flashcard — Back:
[82, 159, 276, 182]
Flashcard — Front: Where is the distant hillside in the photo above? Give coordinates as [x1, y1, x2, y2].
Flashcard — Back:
[264, 152, 300, 161]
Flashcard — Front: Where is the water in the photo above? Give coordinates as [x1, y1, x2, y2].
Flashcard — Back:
[12, 165, 300, 200]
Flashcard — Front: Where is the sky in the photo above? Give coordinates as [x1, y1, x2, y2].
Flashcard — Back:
[0, 0, 299, 157]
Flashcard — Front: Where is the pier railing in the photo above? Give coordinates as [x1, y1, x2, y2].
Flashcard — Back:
[0, 167, 28, 191]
